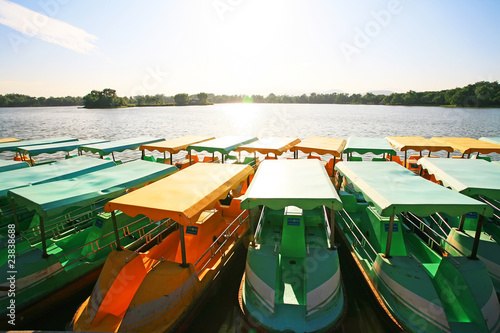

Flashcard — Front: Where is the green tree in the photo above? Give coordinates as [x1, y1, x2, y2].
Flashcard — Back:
[197, 92, 208, 104]
[174, 93, 189, 106]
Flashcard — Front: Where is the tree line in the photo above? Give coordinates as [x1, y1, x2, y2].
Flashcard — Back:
[0, 94, 82, 107]
[2, 81, 499, 108]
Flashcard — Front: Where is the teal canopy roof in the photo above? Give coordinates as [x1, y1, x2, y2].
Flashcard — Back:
[0, 156, 114, 198]
[188, 136, 258, 154]
[241, 159, 342, 210]
[0, 137, 77, 153]
[343, 137, 396, 156]
[8, 160, 177, 219]
[79, 137, 164, 156]
[0, 160, 29, 172]
[17, 139, 108, 156]
[480, 137, 500, 145]
[335, 161, 492, 217]
[418, 158, 500, 201]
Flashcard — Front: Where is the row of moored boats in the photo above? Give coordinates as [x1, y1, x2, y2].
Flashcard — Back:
[0, 135, 499, 332]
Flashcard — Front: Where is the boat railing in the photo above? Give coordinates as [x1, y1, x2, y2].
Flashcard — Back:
[253, 206, 266, 244]
[337, 209, 378, 263]
[57, 215, 172, 267]
[125, 218, 176, 262]
[433, 213, 454, 231]
[478, 195, 500, 221]
[23, 199, 108, 244]
[408, 252, 422, 267]
[194, 210, 248, 275]
[323, 206, 332, 246]
[401, 213, 465, 267]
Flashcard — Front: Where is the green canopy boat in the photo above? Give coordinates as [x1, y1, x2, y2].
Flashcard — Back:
[16, 139, 109, 165]
[0, 157, 115, 230]
[0, 137, 78, 153]
[0, 160, 28, 173]
[343, 137, 396, 161]
[79, 137, 164, 162]
[418, 157, 500, 293]
[239, 159, 346, 332]
[188, 135, 258, 164]
[0, 160, 177, 318]
[335, 161, 499, 333]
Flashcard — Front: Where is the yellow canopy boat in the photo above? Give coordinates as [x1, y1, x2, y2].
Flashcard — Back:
[71, 163, 254, 332]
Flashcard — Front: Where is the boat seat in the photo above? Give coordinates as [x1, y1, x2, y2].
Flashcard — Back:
[143, 155, 156, 162]
[349, 156, 363, 161]
[371, 157, 386, 161]
[281, 215, 305, 258]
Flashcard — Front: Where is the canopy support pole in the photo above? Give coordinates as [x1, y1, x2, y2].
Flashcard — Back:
[168, 152, 172, 165]
[470, 215, 484, 260]
[141, 149, 145, 160]
[458, 215, 466, 232]
[179, 226, 188, 267]
[111, 152, 116, 162]
[189, 150, 192, 165]
[329, 206, 336, 249]
[384, 213, 395, 258]
[112, 211, 122, 251]
[332, 157, 336, 177]
[404, 151, 407, 168]
[336, 175, 343, 192]
[10, 199, 19, 235]
[40, 216, 49, 258]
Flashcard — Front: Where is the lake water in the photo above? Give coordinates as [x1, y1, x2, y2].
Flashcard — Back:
[1, 104, 499, 332]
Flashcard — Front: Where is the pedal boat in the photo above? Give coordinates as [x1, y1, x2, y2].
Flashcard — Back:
[342, 136, 396, 162]
[235, 136, 301, 163]
[0, 156, 115, 232]
[0, 160, 177, 318]
[140, 135, 215, 168]
[418, 157, 500, 293]
[187, 135, 258, 164]
[335, 161, 500, 332]
[78, 136, 164, 163]
[239, 159, 346, 332]
[431, 136, 500, 161]
[71, 162, 254, 332]
[386, 136, 454, 172]
[290, 136, 346, 177]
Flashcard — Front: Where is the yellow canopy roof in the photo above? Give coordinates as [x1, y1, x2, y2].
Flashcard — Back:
[235, 137, 301, 155]
[386, 136, 454, 153]
[139, 135, 215, 154]
[290, 136, 346, 157]
[104, 163, 254, 226]
[0, 138, 21, 144]
[430, 137, 500, 155]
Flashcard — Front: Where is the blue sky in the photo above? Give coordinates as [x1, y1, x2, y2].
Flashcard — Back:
[0, 0, 499, 97]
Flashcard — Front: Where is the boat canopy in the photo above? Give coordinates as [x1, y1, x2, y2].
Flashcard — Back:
[0, 138, 21, 144]
[241, 159, 342, 211]
[290, 136, 346, 157]
[418, 158, 500, 200]
[140, 135, 215, 154]
[16, 139, 108, 157]
[431, 137, 500, 155]
[0, 137, 78, 153]
[104, 163, 254, 226]
[8, 160, 177, 219]
[235, 137, 301, 156]
[343, 137, 396, 156]
[187, 135, 258, 155]
[0, 156, 114, 198]
[386, 136, 454, 153]
[479, 137, 500, 145]
[335, 161, 492, 218]
[0, 160, 29, 173]
[79, 137, 164, 156]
